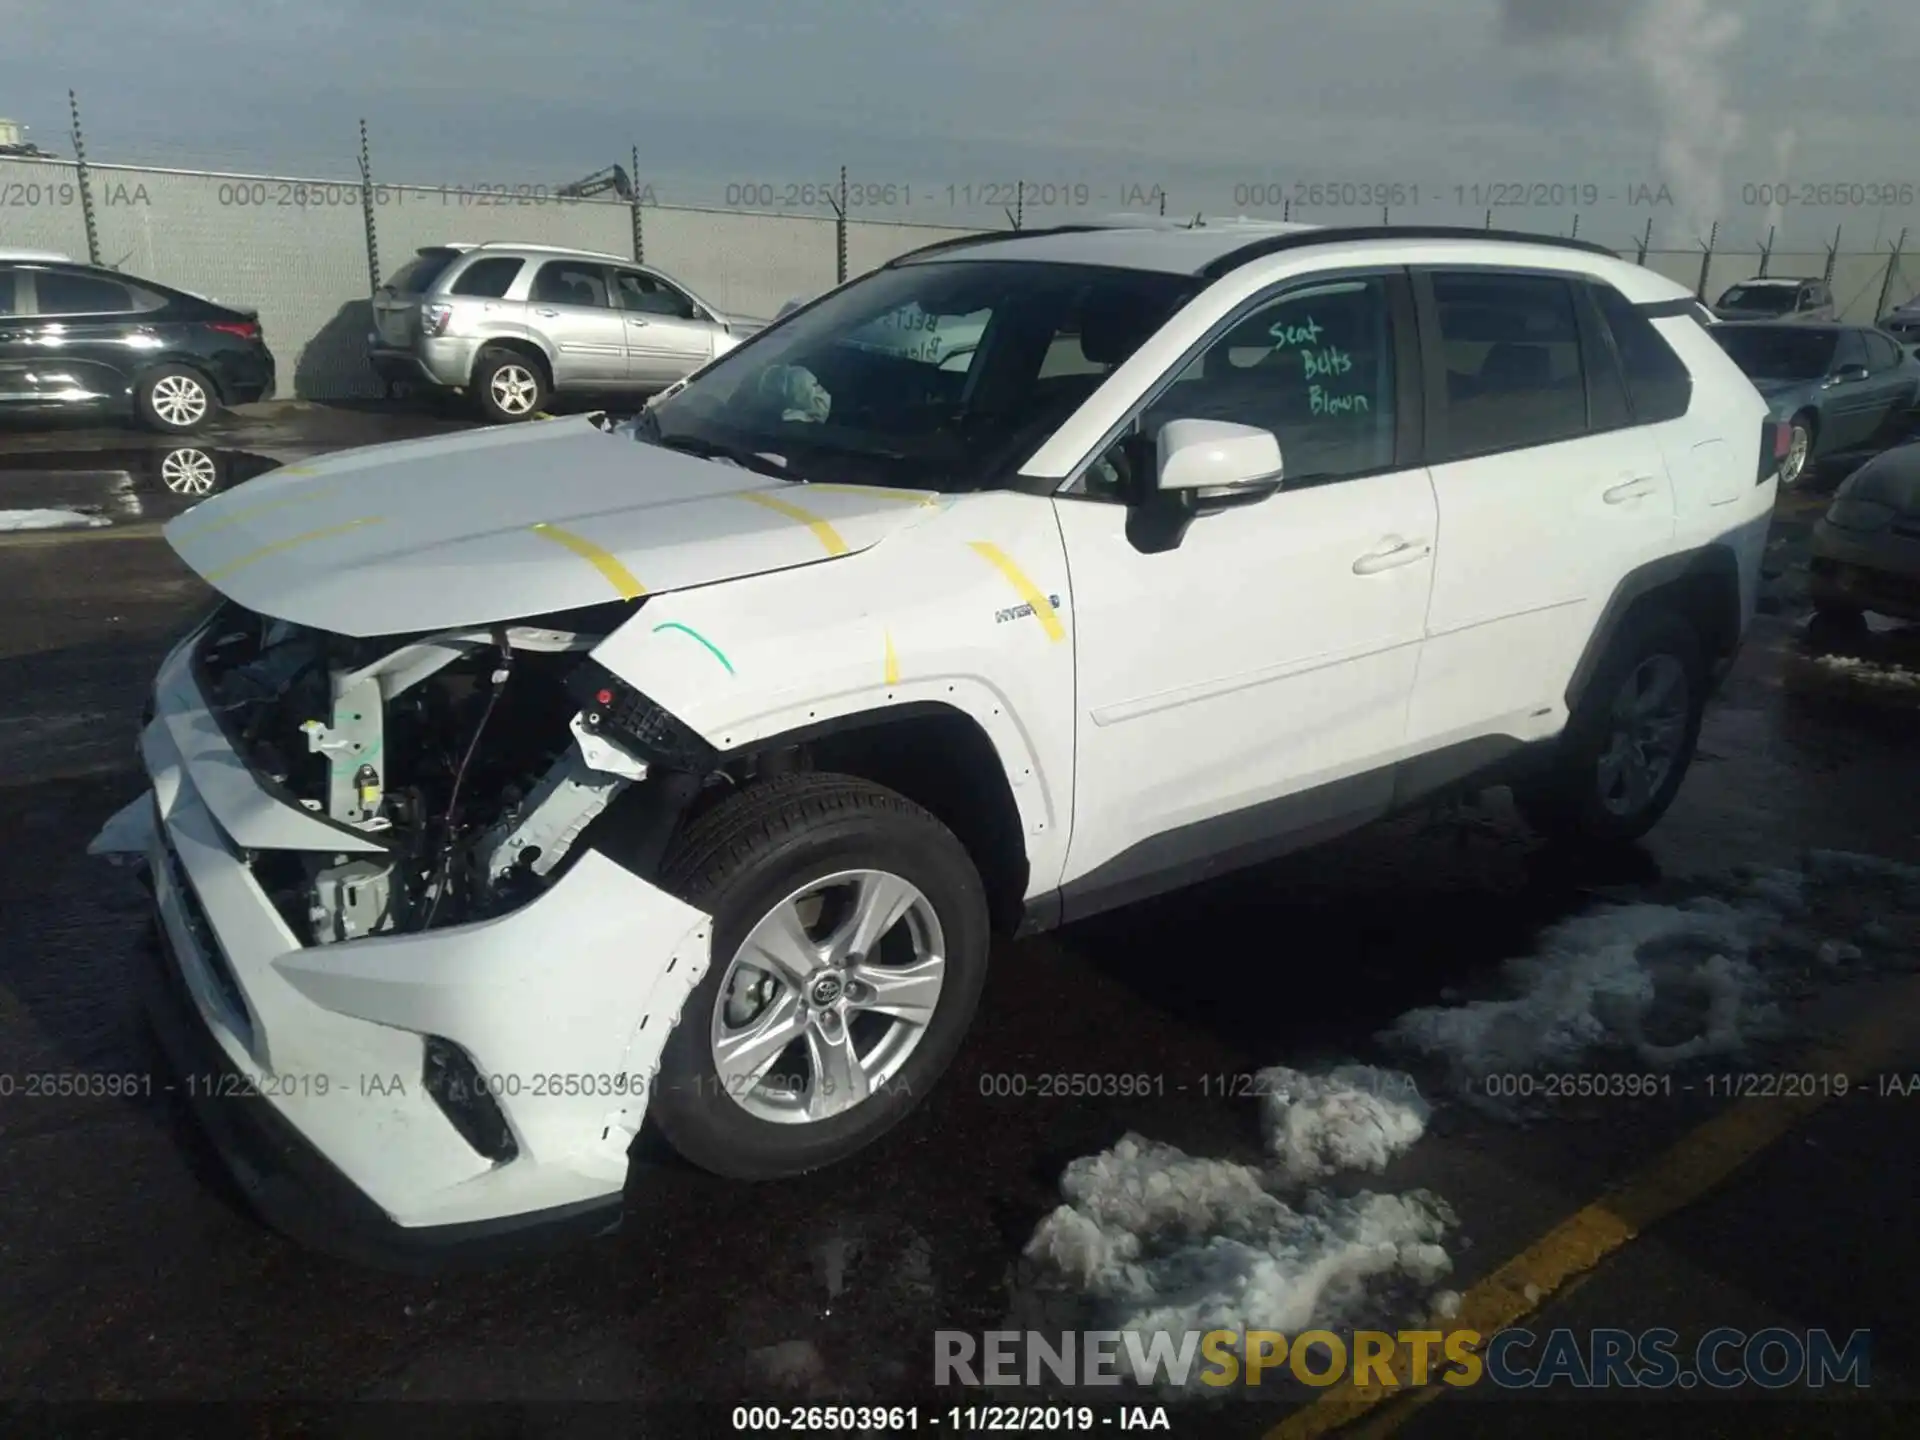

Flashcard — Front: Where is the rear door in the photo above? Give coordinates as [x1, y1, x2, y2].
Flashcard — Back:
[12, 265, 155, 403]
[610, 267, 717, 386]
[371, 247, 463, 351]
[1408, 267, 1676, 751]
[526, 260, 626, 385]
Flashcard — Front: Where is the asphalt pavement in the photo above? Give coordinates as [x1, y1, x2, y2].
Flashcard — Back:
[2, 403, 1919, 1437]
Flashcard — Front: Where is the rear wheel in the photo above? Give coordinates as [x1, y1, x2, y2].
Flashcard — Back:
[647, 773, 990, 1180]
[472, 349, 546, 423]
[1516, 609, 1707, 846]
[1779, 412, 1815, 487]
[135, 365, 216, 434]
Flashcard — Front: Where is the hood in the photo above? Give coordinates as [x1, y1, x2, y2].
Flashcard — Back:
[163, 415, 942, 637]
[1837, 445, 1920, 513]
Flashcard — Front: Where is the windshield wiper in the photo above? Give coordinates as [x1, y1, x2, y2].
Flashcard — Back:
[642, 428, 800, 482]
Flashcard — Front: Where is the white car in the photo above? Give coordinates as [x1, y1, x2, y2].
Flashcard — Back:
[100, 221, 1778, 1265]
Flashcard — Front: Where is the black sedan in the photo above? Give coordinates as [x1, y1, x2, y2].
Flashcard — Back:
[1711, 322, 1920, 487]
[0, 254, 274, 434]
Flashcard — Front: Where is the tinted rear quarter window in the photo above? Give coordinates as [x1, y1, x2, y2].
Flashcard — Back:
[384, 248, 462, 295]
[1429, 271, 1588, 460]
[0, 265, 15, 317]
[1589, 283, 1692, 423]
[449, 257, 525, 298]
[34, 269, 138, 315]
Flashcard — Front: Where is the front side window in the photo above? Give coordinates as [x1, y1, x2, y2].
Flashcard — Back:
[640, 259, 1195, 492]
[614, 269, 698, 320]
[530, 262, 612, 308]
[1429, 271, 1587, 459]
[33, 269, 137, 316]
[1106, 276, 1397, 493]
[1833, 329, 1868, 372]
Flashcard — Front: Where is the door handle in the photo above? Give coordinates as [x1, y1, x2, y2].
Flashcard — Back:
[1603, 476, 1658, 504]
[534, 307, 559, 317]
[626, 317, 650, 327]
[1352, 538, 1432, 575]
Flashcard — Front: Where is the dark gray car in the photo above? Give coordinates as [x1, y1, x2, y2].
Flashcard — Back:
[1879, 292, 1920, 345]
[1711, 323, 1920, 486]
[1809, 442, 1920, 623]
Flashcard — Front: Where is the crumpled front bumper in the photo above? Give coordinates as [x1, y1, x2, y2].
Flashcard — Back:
[134, 626, 713, 1266]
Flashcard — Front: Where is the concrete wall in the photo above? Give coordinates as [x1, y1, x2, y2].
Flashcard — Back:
[5, 154, 1913, 401]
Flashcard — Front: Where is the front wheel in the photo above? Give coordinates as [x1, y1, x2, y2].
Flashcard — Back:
[1515, 610, 1707, 846]
[135, 365, 217, 434]
[647, 773, 990, 1179]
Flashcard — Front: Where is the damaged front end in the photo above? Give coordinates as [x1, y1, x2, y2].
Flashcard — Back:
[191, 599, 712, 946]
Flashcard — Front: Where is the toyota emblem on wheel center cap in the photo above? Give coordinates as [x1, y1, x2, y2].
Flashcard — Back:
[809, 973, 845, 1006]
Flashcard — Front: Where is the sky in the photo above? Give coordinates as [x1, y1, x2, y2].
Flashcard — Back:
[4, 0, 1919, 249]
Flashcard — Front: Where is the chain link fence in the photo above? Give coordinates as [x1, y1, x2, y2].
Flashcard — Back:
[3, 149, 1912, 401]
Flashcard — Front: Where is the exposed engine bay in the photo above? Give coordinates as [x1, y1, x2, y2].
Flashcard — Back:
[191, 601, 703, 946]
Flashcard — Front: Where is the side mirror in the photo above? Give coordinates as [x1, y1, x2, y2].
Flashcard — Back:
[1826, 364, 1870, 387]
[1155, 418, 1284, 499]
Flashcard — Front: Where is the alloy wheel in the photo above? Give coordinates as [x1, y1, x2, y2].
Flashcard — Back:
[1780, 423, 1810, 486]
[710, 869, 947, 1125]
[1597, 653, 1690, 817]
[159, 447, 219, 495]
[489, 364, 539, 415]
[150, 374, 209, 428]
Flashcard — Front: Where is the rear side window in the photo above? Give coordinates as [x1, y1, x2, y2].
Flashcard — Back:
[531, 262, 612, 308]
[383, 248, 461, 295]
[1428, 271, 1587, 459]
[449, 257, 524, 298]
[33, 269, 138, 316]
[1589, 283, 1693, 423]
[1864, 330, 1902, 371]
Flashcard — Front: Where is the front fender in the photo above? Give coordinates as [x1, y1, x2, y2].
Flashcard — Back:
[587, 489, 1078, 896]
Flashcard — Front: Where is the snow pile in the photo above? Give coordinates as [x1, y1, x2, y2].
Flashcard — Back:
[1022, 1133, 1453, 1349]
[1810, 654, 1920, 691]
[1255, 1065, 1430, 1183]
[1381, 898, 1783, 1093]
[0, 509, 110, 532]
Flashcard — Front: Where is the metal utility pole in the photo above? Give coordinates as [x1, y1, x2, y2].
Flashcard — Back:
[357, 119, 380, 291]
[1874, 228, 1909, 321]
[630, 144, 645, 263]
[1757, 225, 1774, 277]
[68, 90, 100, 266]
[836, 166, 849, 283]
[1634, 216, 1654, 266]
[1695, 220, 1718, 299]
[1824, 224, 1842, 283]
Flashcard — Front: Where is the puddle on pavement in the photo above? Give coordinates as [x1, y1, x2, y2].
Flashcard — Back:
[0, 445, 285, 523]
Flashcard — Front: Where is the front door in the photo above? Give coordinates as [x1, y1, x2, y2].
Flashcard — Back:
[612, 268, 717, 387]
[526, 260, 626, 385]
[1055, 270, 1436, 910]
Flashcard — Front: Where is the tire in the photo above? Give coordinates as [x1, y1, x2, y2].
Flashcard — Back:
[134, 365, 217, 434]
[646, 772, 991, 1180]
[1779, 411, 1815, 488]
[472, 348, 547, 423]
[1515, 609, 1707, 846]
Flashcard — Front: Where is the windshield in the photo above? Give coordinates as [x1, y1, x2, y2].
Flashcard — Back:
[1716, 284, 1798, 315]
[638, 258, 1197, 491]
[1713, 325, 1838, 380]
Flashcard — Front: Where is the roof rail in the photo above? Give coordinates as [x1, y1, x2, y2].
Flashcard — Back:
[471, 240, 635, 262]
[1195, 224, 1620, 279]
[883, 224, 1120, 267]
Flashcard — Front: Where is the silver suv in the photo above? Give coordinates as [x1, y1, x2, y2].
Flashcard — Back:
[368, 242, 746, 422]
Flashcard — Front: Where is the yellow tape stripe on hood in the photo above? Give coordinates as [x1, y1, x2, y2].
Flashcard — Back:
[968, 540, 1065, 642]
[530, 522, 648, 599]
[202, 516, 386, 583]
[737, 490, 850, 556]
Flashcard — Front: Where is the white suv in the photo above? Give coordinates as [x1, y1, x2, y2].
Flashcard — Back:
[105, 221, 1779, 1265]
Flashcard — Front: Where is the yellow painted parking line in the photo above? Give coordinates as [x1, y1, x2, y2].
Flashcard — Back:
[804, 483, 940, 507]
[968, 540, 1065, 642]
[1267, 975, 1920, 1439]
[201, 516, 385, 583]
[529, 522, 647, 599]
[883, 627, 900, 685]
[738, 490, 850, 556]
